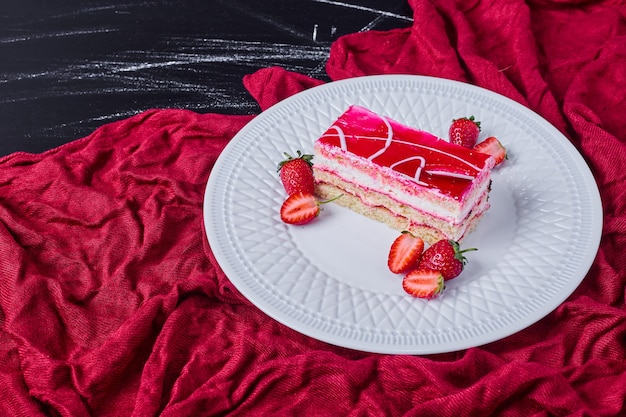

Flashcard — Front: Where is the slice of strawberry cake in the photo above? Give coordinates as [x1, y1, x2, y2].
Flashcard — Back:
[313, 105, 495, 244]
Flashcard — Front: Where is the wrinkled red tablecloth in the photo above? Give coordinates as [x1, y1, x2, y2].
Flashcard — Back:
[2, 0, 625, 416]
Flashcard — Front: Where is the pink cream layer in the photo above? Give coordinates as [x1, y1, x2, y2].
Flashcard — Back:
[316, 105, 493, 201]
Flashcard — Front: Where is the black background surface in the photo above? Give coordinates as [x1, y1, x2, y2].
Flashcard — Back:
[1, 1, 413, 156]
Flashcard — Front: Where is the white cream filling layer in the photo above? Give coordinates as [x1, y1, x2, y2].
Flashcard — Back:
[314, 146, 491, 224]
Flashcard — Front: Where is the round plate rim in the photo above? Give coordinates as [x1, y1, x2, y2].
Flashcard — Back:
[203, 74, 603, 354]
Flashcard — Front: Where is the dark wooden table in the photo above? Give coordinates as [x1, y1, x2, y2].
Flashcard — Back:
[1, 0, 412, 157]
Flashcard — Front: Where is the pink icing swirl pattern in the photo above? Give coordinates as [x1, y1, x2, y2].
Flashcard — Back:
[317, 106, 492, 198]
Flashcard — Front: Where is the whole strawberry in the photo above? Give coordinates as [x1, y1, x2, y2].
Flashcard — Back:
[449, 116, 481, 148]
[277, 151, 314, 196]
[418, 239, 477, 280]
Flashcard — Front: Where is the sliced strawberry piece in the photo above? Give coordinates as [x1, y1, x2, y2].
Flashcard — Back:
[279, 192, 342, 225]
[402, 269, 445, 299]
[387, 231, 425, 274]
[473, 136, 507, 165]
[280, 192, 320, 225]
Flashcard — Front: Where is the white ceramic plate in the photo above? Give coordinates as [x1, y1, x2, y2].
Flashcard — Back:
[203, 75, 602, 354]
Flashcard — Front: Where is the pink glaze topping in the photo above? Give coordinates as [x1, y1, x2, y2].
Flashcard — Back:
[317, 105, 493, 199]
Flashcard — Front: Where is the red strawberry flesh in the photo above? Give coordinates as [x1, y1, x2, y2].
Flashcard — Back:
[280, 192, 320, 225]
[388, 231, 424, 274]
[473, 137, 507, 166]
[402, 269, 445, 299]
[279, 192, 342, 225]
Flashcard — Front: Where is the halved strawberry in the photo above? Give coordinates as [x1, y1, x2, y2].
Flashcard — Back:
[388, 231, 425, 274]
[280, 192, 320, 225]
[279, 192, 341, 225]
[473, 136, 507, 165]
[402, 269, 445, 299]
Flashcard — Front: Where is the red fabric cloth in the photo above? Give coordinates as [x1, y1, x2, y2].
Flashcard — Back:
[2, 0, 626, 415]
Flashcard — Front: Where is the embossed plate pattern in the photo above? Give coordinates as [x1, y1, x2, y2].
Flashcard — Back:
[203, 75, 602, 354]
